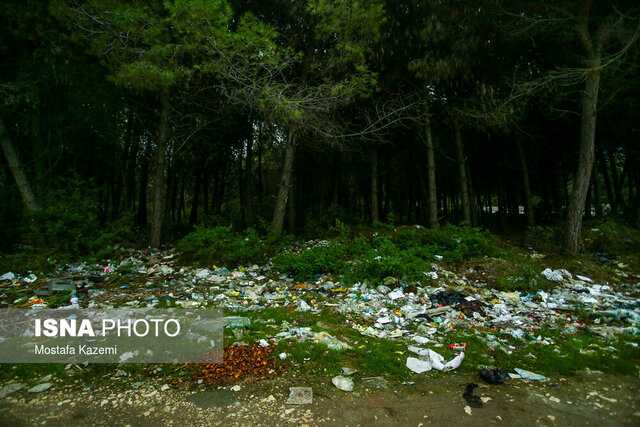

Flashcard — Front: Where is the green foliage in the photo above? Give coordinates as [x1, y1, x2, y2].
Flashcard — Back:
[23, 180, 137, 260]
[585, 220, 640, 256]
[272, 241, 352, 281]
[494, 260, 553, 292]
[273, 224, 502, 283]
[524, 225, 561, 253]
[176, 226, 267, 266]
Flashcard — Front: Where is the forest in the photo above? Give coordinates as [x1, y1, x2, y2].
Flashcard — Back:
[1, 2, 640, 425]
[1, 0, 638, 260]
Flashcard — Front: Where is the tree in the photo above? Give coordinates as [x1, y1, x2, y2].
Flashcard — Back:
[0, 119, 39, 212]
[502, 0, 640, 253]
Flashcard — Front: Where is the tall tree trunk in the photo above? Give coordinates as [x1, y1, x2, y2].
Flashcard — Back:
[566, 54, 600, 254]
[271, 130, 296, 237]
[0, 118, 39, 212]
[137, 147, 149, 227]
[424, 111, 438, 228]
[244, 136, 254, 225]
[593, 162, 602, 217]
[150, 94, 170, 248]
[288, 173, 296, 233]
[454, 121, 471, 225]
[370, 146, 379, 223]
[597, 146, 615, 214]
[189, 168, 201, 226]
[203, 165, 210, 216]
[516, 137, 535, 227]
[608, 149, 624, 213]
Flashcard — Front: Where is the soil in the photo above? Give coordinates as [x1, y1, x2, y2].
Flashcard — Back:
[1, 372, 638, 426]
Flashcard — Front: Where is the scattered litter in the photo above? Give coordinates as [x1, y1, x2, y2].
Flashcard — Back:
[0, 272, 16, 281]
[27, 383, 52, 393]
[448, 343, 466, 352]
[331, 375, 354, 392]
[313, 332, 351, 351]
[406, 357, 431, 373]
[230, 385, 242, 392]
[406, 348, 464, 372]
[286, 387, 313, 405]
[464, 405, 473, 415]
[512, 368, 547, 382]
[479, 368, 509, 385]
[541, 268, 571, 282]
[23, 274, 38, 284]
[341, 367, 357, 376]
[297, 300, 312, 312]
[225, 317, 251, 329]
[362, 376, 388, 389]
[0, 383, 25, 398]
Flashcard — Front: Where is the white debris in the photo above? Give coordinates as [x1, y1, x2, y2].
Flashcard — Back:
[297, 299, 312, 312]
[387, 289, 405, 300]
[424, 271, 439, 280]
[27, 383, 52, 393]
[331, 375, 354, 392]
[406, 357, 431, 373]
[0, 272, 16, 281]
[541, 268, 563, 282]
[406, 348, 464, 372]
[512, 368, 546, 381]
[195, 269, 211, 280]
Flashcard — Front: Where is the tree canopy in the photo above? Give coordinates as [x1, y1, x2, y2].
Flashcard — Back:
[1, 0, 639, 255]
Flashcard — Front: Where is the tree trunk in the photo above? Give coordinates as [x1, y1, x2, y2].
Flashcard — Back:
[150, 94, 170, 248]
[454, 121, 471, 225]
[370, 146, 379, 223]
[270, 130, 296, 237]
[0, 118, 39, 212]
[516, 137, 535, 227]
[424, 111, 438, 228]
[137, 147, 149, 227]
[189, 168, 200, 226]
[608, 149, 625, 213]
[566, 54, 600, 254]
[244, 136, 254, 225]
[597, 146, 615, 214]
[593, 162, 602, 217]
[288, 173, 296, 233]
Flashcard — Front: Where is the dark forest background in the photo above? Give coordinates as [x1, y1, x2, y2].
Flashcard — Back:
[1, 0, 639, 262]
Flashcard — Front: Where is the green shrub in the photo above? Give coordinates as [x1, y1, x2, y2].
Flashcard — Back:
[391, 225, 501, 260]
[272, 241, 353, 281]
[524, 225, 560, 253]
[176, 226, 267, 266]
[23, 180, 137, 260]
[494, 260, 554, 292]
[585, 220, 640, 256]
[273, 224, 502, 283]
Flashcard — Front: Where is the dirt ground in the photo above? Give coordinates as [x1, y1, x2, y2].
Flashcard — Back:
[1, 371, 638, 427]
